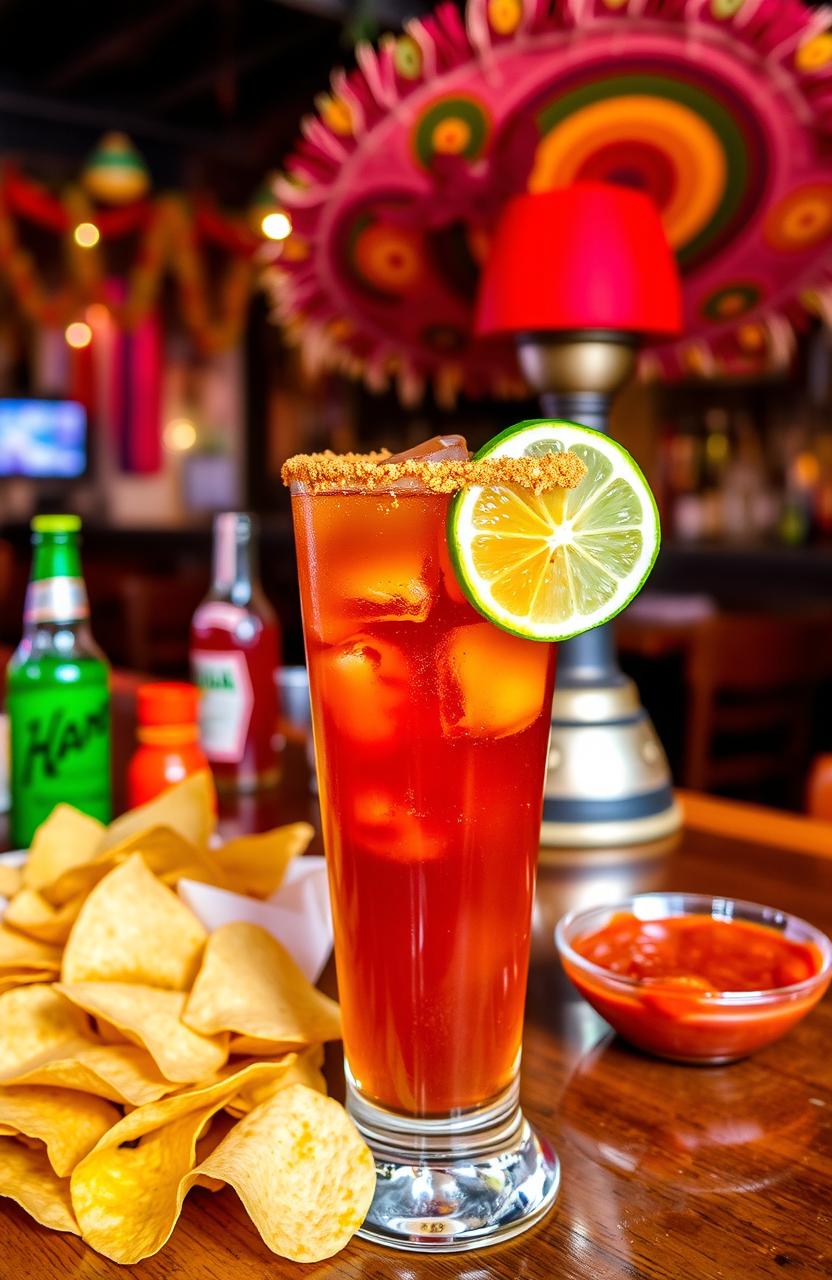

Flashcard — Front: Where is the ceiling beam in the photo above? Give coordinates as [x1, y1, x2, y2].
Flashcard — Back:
[0, 86, 256, 166]
[149, 23, 321, 113]
[42, 0, 201, 92]
[269, 0, 431, 27]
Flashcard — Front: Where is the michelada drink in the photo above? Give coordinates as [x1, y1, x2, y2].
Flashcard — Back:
[284, 423, 658, 1250]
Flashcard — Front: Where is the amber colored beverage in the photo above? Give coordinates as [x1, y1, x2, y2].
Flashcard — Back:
[292, 487, 555, 1116]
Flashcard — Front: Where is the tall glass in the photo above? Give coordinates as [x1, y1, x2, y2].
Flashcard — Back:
[290, 472, 559, 1250]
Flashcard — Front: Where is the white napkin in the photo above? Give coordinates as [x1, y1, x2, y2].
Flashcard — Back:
[178, 856, 333, 982]
[0, 849, 335, 985]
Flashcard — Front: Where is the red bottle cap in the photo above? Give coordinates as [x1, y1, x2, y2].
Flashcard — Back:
[136, 682, 200, 728]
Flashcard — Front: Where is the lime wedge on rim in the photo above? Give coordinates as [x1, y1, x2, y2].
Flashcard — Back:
[448, 419, 660, 642]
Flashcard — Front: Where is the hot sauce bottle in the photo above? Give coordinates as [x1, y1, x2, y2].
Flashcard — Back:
[190, 512, 281, 793]
[127, 683, 209, 808]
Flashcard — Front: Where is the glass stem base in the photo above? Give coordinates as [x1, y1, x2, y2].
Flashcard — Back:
[346, 1068, 560, 1252]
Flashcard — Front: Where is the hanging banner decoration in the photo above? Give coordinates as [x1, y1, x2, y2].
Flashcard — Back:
[83, 132, 151, 206]
[0, 163, 267, 354]
[271, 0, 832, 401]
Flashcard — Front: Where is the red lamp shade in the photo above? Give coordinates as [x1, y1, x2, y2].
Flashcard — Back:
[476, 183, 682, 340]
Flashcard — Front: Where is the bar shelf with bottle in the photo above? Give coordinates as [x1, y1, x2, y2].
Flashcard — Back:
[656, 373, 832, 551]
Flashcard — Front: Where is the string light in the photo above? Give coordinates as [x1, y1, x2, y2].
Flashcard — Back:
[65, 321, 92, 349]
[86, 303, 110, 327]
[793, 450, 820, 489]
[163, 419, 197, 452]
[73, 222, 100, 248]
[261, 211, 292, 241]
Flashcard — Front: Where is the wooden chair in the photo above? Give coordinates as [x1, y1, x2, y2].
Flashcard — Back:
[681, 612, 830, 807]
[806, 754, 832, 821]
[119, 572, 208, 675]
[678, 789, 832, 858]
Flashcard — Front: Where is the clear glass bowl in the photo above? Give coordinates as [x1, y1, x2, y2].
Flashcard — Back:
[555, 893, 832, 1064]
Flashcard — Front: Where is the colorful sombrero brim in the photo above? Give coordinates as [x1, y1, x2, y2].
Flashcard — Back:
[271, 0, 832, 401]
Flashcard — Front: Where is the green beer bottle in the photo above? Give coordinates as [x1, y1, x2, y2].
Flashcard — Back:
[7, 515, 111, 846]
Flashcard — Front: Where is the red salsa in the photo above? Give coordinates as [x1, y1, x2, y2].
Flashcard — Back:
[574, 912, 820, 993]
[562, 911, 828, 1062]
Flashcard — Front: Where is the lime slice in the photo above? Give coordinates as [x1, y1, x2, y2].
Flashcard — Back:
[448, 419, 660, 642]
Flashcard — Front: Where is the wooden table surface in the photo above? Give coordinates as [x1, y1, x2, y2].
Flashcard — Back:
[1, 742, 831, 1280]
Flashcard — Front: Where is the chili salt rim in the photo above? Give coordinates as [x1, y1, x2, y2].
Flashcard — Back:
[280, 448, 586, 495]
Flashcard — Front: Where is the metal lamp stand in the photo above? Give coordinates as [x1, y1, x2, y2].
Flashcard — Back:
[518, 333, 681, 847]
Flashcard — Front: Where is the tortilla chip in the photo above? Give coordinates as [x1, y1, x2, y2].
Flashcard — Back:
[71, 1103, 217, 1262]
[0, 1137, 80, 1234]
[0, 924, 62, 974]
[1, 1041, 177, 1107]
[82, 1057, 290, 1146]
[193, 1111, 235, 1172]
[57, 983, 228, 1084]
[0, 1086, 119, 1176]
[192, 1112, 236, 1190]
[90, 1014, 127, 1046]
[156, 863, 228, 890]
[267, 1041, 326, 1094]
[0, 971, 51, 997]
[196, 1110, 236, 1160]
[183, 922, 341, 1047]
[42, 827, 216, 906]
[4, 888, 84, 945]
[23, 805, 104, 891]
[226, 1034, 297, 1055]
[0, 863, 23, 899]
[213, 823, 315, 898]
[69, 1060, 290, 1263]
[61, 854, 206, 989]
[225, 1044, 326, 1117]
[0, 985, 91, 1075]
[193, 1085, 375, 1262]
[98, 771, 215, 854]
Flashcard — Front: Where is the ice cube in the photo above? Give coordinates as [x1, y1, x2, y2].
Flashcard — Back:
[350, 788, 445, 861]
[388, 437, 473, 605]
[312, 554, 435, 644]
[386, 434, 470, 464]
[438, 622, 551, 739]
[304, 493, 440, 643]
[318, 635, 409, 744]
[384, 434, 470, 491]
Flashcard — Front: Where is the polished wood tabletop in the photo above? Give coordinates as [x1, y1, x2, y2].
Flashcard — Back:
[1, 741, 831, 1280]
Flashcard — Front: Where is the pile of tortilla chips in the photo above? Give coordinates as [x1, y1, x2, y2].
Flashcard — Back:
[0, 772, 375, 1264]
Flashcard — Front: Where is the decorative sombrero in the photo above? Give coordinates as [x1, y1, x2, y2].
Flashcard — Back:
[272, 0, 832, 401]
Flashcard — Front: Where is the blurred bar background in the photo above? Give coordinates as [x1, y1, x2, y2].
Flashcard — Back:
[2, 0, 832, 816]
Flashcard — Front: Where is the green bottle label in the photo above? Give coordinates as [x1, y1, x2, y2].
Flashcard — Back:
[9, 687, 111, 846]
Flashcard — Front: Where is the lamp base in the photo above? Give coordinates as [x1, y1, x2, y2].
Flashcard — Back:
[540, 804, 682, 849]
[516, 361, 681, 851]
[541, 677, 682, 849]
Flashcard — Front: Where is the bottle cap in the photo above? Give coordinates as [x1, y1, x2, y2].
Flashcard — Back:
[31, 514, 82, 535]
[136, 682, 200, 727]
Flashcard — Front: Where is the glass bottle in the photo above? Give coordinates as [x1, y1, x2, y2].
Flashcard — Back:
[6, 515, 111, 846]
[190, 512, 281, 792]
[127, 682, 209, 808]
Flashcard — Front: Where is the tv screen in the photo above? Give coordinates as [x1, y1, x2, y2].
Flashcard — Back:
[0, 399, 87, 478]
